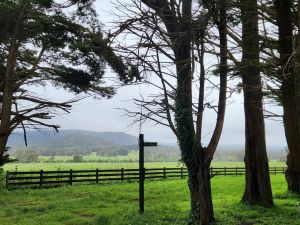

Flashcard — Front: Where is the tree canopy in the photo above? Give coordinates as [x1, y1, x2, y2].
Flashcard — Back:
[0, 0, 139, 166]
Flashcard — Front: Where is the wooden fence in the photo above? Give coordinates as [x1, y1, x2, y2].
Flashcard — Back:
[5, 166, 286, 190]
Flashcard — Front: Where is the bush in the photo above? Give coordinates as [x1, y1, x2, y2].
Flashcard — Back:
[73, 155, 83, 162]
[14, 150, 39, 163]
[0, 147, 16, 169]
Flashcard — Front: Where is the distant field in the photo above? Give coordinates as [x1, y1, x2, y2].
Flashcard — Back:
[3, 161, 286, 172]
[38, 151, 139, 162]
[0, 175, 298, 225]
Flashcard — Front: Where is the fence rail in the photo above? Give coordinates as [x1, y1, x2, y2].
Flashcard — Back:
[5, 166, 286, 190]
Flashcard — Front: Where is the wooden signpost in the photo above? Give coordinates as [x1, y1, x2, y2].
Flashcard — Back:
[139, 134, 157, 213]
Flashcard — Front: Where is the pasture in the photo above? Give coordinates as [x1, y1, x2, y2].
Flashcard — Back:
[3, 161, 286, 172]
[38, 152, 140, 163]
[0, 175, 299, 225]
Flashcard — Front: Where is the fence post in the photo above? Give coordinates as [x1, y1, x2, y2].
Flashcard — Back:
[181, 167, 183, 179]
[163, 167, 166, 179]
[69, 169, 73, 186]
[224, 167, 227, 176]
[6, 171, 9, 190]
[211, 167, 213, 177]
[275, 167, 277, 175]
[121, 168, 124, 181]
[39, 170, 43, 188]
[96, 168, 99, 183]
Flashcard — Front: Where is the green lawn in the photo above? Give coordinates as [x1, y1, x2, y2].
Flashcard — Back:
[0, 175, 298, 225]
[3, 161, 286, 172]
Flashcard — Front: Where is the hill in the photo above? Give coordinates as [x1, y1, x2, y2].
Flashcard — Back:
[7, 130, 180, 161]
[8, 130, 138, 147]
[7, 129, 286, 162]
[7, 130, 139, 156]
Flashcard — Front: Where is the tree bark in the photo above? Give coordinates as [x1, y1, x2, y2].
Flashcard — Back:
[240, 0, 273, 206]
[207, 0, 228, 160]
[188, 160, 214, 225]
[275, 0, 300, 193]
[174, 1, 216, 224]
[0, 5, 23, 164]
[290, 0, 300, 194]
[0, 38, 18, 162]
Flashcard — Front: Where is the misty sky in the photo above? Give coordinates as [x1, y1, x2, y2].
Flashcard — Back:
[25, 0, 287, 149]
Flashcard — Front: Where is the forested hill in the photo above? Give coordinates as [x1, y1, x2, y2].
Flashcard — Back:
[8, 130, 138, 147]
[7, 130, 141, 156]
[7, 130, 285, 162]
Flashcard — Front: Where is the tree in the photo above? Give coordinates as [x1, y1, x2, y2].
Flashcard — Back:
[14, 149, 39, 163]
[113, 0, 228, 224]
[206, 0, 275, 206]
[274, 0, 300, 193]
[240, 0, 273, 206]
[0, 0, 139, 167]
[249, 0, 300, 194]
[205, 0, 300, 196]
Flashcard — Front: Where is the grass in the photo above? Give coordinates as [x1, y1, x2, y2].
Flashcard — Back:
[0, 175, 299, 225]
[3, 161, 286, 172]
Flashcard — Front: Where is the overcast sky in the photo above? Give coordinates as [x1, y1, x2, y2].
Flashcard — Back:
[25, 0, 287, 149]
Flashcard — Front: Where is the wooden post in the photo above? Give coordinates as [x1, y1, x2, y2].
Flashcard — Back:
[224, 167, 227, 176]
[121, 168, 124, 181]
[163, 167, 166, 179]
[139, 134, 145, 214]
[6, 171, 9, 190]
[181, 167, 183, 179]
[275, 167, 277, 175]
[39, 170, 43, 188]
[69, 169, 73, 186]
[96, 168, 99, 183]
[138, 134, 157, 214]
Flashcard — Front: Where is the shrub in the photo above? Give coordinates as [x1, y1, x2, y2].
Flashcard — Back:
[73, 155, 83, 162]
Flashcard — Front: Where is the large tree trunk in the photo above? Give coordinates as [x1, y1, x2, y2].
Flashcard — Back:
[290, 0, 300, 193]
[240, 0, 273, 206]
[275, 0, 300, 193]
[174, 2, 216, 223]
[188, 160, 214, 225]
[0, 40, 18, 162]
[0, 10, 22, 164]
[140, 1, 227, 223]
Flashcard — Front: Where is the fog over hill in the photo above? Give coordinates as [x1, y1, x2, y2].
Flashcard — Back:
[8, 129, 285, 152]
[8, 130, 138, 148]
[7, 130, 183, 161]
[7, 129, 286, 162]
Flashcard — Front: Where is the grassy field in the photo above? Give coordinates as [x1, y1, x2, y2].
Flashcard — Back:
[38, 152, 140, 163]
[0, 175, 298, 225]
[3, 161, 286, 172]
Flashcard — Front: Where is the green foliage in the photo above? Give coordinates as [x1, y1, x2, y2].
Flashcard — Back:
[0, 148, 15, 173]
[73, 155, 83, 163]
[0, 0, 139, 96]
[0, 0, 140, 169]
[13, 150, 39, 163]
